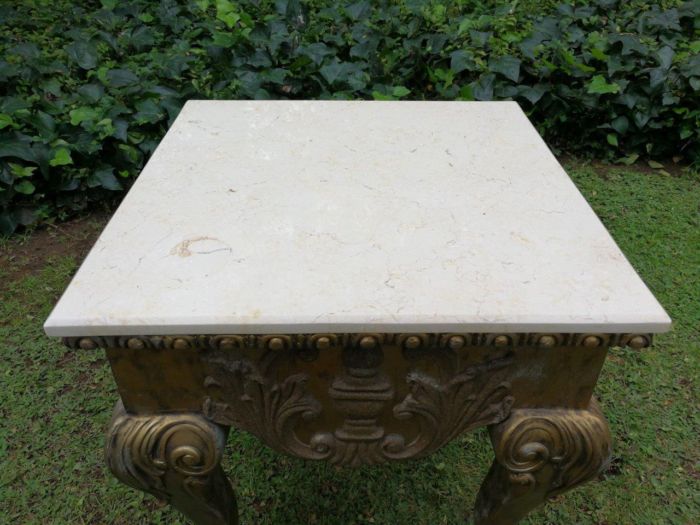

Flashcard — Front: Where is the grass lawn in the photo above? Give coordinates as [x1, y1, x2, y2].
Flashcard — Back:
[0, 160, 698, 524]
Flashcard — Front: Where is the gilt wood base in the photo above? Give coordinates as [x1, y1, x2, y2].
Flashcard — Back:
[76, 331, 640, 524]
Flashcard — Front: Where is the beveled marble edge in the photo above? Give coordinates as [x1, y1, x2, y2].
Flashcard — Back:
[44, 316, 671, 338]
[62, 331, 654, 351]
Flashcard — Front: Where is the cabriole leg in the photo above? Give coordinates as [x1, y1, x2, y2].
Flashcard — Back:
[474, 399, 612, 525]
[105, 401, 238, 525]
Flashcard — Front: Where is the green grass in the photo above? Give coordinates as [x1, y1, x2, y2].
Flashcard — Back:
[0, 162, 698, 524]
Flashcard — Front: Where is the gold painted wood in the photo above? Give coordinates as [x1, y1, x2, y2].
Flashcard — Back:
[85, 333, 638, 524]
[105, 401, 238, 525]
[200, 337, 516, 466]
[473, 399, 611, 524]
[63, 331, 653, 351]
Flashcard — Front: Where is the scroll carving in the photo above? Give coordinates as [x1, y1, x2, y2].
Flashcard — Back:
[474, 400, 612, 524]
[496, 401, 611, 489]
[200, 338, 516, 466]
[105, 401, 237, 525]
[201, 359, 331, 460]
[386, 356, 515, 460]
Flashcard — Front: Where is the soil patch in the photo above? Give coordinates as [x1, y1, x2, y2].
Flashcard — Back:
[0, 212, 111, 288]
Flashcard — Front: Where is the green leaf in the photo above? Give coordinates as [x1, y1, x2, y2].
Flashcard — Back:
[14, 180, 35, 194]
[0, 141, 36, 163]
[458, 84, 474, 101]
[616, 153, 639, 165]
[320, 60, 344, 85]
[216, 0, 241, 28]
[611, 116, 629, 134]
[106, 69, 139, 88]
[0, 97, 29, 113]
[450, 50, 475, 74]
[489, 55, 521, 82]
[9, 43, 39, 60]
[634, 111, 651, 129]
[299, 43, 333, 66]
[590, 47, 608, 61]
[662, 92, 679, 106]
[90, 167, 122, 190]
[318, 59, 365, 87]
[518, 85, 546, 105]
[0, 211, 18, 235]
[134, 100, 163, 123]
[345, 1, 370, 20]
[392, 86, 410, 98]
[9, 163, 36, 178]
[69, 107, 99, 126]
[77, 84, 104, 103]
[606, 133, 618, 147]
[560, 48, 595, 73]
[587, 75, 620, 94]
[30, 111, 56, 138]
[657, 46, 674, 70]
[649, 68, 667, 89]
[647, 160, 664, 169]
[49, 148, 73, 167]
[471, 74, 495, 101]
[469, 30, 491, 48]
[65, 41, 99, 70]
[611, 34, 647, 56]
[0, 113, 14, 130]
[372, 91, 393, 101]
[457, 17, 473, 35]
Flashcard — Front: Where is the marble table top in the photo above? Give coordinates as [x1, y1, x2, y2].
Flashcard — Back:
[44, 101, 670, 337]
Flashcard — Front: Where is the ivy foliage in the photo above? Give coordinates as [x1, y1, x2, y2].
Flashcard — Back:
[1, 0, 699, 234]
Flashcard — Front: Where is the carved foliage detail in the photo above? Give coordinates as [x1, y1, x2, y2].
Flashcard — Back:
[202, 360, 331, 460]
[201, 339, 517, 466]
[387, 356, 515, 460]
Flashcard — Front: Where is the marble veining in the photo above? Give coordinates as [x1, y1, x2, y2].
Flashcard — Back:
[44, 101, 671, 336]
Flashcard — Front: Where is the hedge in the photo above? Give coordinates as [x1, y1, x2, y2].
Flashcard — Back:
[1, 0, 699, 234]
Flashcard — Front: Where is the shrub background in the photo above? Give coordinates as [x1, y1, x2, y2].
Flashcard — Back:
[1, 0, 699, 234]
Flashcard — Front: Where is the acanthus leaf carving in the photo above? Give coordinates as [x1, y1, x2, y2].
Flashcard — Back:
[202, 359, 331, 460]
[201, 347, 516, 466]
[383, 356, 515, 460]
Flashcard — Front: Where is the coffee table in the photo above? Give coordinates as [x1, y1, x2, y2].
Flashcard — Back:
[44, 101, 670, 524]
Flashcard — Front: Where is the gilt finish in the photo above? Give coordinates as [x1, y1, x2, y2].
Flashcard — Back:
[474, 399, 612, 524]
[84, 331, 647, 469]
[64, 331, 653, 352]
[105, 401, 238, 525]
[195, 334, 520, 467]
[89, 332, 643, 524]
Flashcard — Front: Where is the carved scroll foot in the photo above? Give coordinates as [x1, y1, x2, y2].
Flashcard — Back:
[473, 399, 612, 525]
[105, 401, 238, 525]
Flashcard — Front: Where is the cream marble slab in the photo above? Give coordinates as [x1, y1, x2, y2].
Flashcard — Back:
[44, 101, 671, 337]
